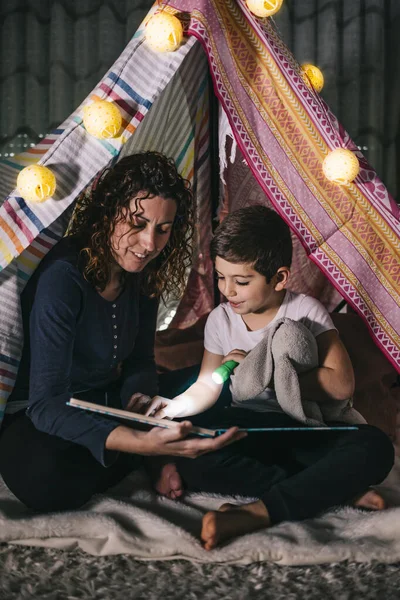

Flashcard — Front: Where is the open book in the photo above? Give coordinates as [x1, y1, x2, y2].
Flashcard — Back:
[67, 398, 359, 436]
[67, 398, 218, 437]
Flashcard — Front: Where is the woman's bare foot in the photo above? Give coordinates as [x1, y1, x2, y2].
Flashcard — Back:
[353, 489, 386, 511]
[201, 500, 270, 551]
[154, 462, 184, 500]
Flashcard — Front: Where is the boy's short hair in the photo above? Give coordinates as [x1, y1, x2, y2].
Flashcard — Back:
[210, 205, 292, 282]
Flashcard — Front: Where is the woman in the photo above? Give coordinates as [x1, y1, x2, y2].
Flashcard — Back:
[0, 151, 242, 512]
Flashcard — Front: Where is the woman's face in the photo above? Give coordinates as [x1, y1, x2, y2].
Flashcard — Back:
[110, 193, 177, 273]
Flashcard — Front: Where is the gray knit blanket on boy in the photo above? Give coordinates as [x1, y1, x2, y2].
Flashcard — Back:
[231, 317, 366, 426]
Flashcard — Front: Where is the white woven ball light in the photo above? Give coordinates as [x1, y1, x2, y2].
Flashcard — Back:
[322, 149, 360, 185]
[246, 0, 284, 18]
[83, 100, 122, 139]
[146, 13, 183, 52]
[17, 165, 56, 203]
[301, 63, 324, 93]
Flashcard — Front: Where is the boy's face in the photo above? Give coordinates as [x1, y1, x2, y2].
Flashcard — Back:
[215, 256, 283, 316]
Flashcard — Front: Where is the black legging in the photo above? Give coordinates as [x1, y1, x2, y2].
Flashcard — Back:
[0, 366, 394, 517]
[0, 411, 141, 512]
[161, 367, 394, 523]
[0, 367, 204, 512]
[176, 408, 395, 524]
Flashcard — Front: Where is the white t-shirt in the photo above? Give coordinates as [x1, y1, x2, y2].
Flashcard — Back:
[204, 290, 336, 413]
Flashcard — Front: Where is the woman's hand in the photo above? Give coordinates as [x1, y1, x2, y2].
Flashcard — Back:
[106, 422, 247, 458]
[141, 422, 246, 458]
[223, 348, 248, 365]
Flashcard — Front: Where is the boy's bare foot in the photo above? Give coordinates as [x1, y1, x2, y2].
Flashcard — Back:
[201, 500, 270, 551]
[353, 489, 386, 511]
[155, 462, 184, 500]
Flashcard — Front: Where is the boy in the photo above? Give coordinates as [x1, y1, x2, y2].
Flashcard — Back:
[143, 206, 394, 550]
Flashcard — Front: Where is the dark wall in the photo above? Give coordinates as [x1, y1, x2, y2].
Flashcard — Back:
[1, 0, 398, 197]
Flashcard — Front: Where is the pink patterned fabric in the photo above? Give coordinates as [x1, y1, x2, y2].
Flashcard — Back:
[170, 0, 400, 371]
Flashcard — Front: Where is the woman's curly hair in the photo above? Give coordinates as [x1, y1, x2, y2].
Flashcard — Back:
[67, 151, 194, 298]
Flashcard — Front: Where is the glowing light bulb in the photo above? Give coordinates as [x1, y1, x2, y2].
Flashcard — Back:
[146, 12, 183, 52]
[212, 360, 239, 384]
[301, 63, 324, 93]
[83, 100, 122, 139]
[246, 0, 284, 18]
[16, 165, 56, 203]
[322, 148, 360, 185]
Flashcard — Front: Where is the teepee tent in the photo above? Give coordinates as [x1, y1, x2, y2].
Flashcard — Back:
[0, 0, 399, 426]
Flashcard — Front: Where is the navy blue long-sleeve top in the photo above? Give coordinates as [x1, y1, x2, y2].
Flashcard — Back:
[9, 236, 159, 466]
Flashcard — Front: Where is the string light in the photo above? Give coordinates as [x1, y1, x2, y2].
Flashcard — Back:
[322, 149, 360, 185]
[146, 12, 183, 52]
[16, 165, 56, 203]
[301, 63, 324, 93]
[83, 100, 122, 139]
[246, 0, 284, 18]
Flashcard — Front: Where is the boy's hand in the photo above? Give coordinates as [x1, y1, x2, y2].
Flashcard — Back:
[223, 348, 248, 365]
[144, 395, 172, 419]
[145, 396, 188, 420]
[126, 392, 153, 413]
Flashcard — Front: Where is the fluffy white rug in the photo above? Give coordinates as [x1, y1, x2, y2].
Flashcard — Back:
[1, 454, 400, 565]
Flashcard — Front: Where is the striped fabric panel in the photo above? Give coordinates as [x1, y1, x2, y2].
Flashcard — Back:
[118, 42, 214, 327]
[0, 348, 21, 420]
[15, 212, 73, 283]
[0, 8, 199, 425]
[168, 47, 214, 327]
[0, 7, 197, 272]
[0, 256, 23, 419]
[176, 52, 214, 327]
[0, 215, 71, 419]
